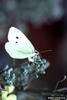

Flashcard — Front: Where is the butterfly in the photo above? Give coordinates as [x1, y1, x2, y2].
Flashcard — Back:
[5, 27, 38, 62]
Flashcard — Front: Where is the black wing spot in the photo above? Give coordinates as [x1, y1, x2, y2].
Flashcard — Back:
[16, 36, 19, 39]
[16, 41, 18, 43]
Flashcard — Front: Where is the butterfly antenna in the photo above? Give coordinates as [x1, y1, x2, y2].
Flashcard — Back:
[39, 50, 53, 54]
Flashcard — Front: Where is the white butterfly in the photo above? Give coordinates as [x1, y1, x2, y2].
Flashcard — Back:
[5, 27, 38, 62]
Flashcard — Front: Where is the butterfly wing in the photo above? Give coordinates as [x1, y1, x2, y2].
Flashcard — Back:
[5, 42, 36, 59]
[5, 27, 36, 59]
[8, 27, 35, 53]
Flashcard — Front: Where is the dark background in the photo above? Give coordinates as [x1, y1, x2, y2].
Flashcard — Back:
[0, 0, 67, 92]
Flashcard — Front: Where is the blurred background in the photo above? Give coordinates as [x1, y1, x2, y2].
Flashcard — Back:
[0, 0, 67, 99]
